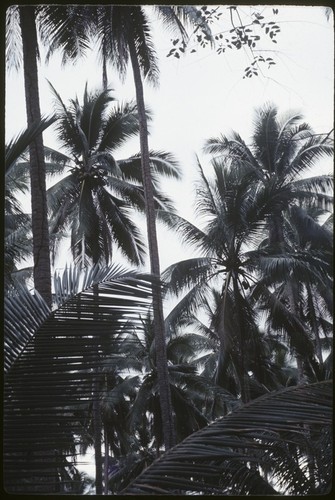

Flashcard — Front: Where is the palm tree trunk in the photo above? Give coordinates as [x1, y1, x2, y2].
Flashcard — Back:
[306, 284, 323, 366]
[270, 209, 306, 380]
[19, 6, 52, 307]
[287, 281, 304, 382]
[269, 210, 285, 251]
[104, 427, 109, 494]
[128, 37, 175, 450]
[93, 283, 103, 494]
[93, 376, 103, 494]
[102, 52, 108, 91]
[232, 273, 249, 403]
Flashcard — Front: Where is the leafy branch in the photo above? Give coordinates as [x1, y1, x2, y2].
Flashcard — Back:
[167, 6, 281, 79]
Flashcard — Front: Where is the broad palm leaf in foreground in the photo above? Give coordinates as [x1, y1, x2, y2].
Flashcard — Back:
[4, 265, 153, 493]
[122, 380, 332, 495]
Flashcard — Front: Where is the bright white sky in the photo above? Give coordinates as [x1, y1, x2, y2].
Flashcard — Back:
[5, 4, 334, 273]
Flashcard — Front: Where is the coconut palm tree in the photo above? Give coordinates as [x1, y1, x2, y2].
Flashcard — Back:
[88, 311, 235, 493]
[160, 156, 273, 403]
[5, 116, 56, 290]
[6, 3, 106, 303]
[90, 5, 213, 449]
[170, 285, 300, 414]
[250, 203, 333, 381]
[46, 83, 180, 267]
[161, 149, 332, 399]
[102, 312, 214, 449]
[204, 104, 333, 377]
[6, 5, 53, 305]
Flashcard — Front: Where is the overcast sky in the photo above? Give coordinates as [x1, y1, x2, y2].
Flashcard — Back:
[5, 4, 334, 272]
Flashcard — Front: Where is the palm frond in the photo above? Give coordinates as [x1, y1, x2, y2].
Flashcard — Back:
[287, 136, 333, 181]
[119, 150, 181, 181]
[252, 103, 279, 172]
[44, 145, 72, 169]
[158, 211, 208, 251]
[6, 6, 23, 71]
[82, 87, 115, 150]
[154, 6, 188, 43]
[39, 5, 92, 65]
[123, 381, 333, 495]
[4, 285, 50, 373]
[5, 222, 32, 279]
[4, 270, 153, 493]
[250, 248, 331, 287]
[162, 258, 213, 296]
[128, 6, 159, 85]
[6, 116, 56, 172]
[164, 281, 213, 332]
[252, 283, 315, 359]
[289, 205, 332, 249]
[98, 99, 140, 153]
[95, 188, 146, 266]
[292, 174, 333, 197]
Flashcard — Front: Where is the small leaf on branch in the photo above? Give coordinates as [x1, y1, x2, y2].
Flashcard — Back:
[167, 48, 175, 57]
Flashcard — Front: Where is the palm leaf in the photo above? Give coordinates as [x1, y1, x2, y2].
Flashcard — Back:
[162, 258, 213, 296]
[122, 380, 333, 495]
[127, 6, 159, 85]
[251, 282, 315, 358]
[252, 103, 279, 171]
[95, 188, 146, 266]
[98, 99, 140, 152]
[4, 268, 153, 493]
[119, 150, 181, 181]
[4, 286, 50, 373]
[288, 136, 333, 181]
[6, 5, 22, 70]
[5, 115, 56, 172]
[81, 86, 115, 150]
[158, 211, 208, 251]
[39, 5, 92, 65]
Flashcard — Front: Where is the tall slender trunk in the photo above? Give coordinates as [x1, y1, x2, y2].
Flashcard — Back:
[93, 284, 103, 494]
[19, 6, 52, 307]
[269, 209, 305, 380]
[93, 376, 103, 494]
[269, 210, 285, 251]
[102, 52, 108, 91]
[128, 37, 175, 450]
[232, 273, 249, 403]
[306, 284, 323, 366]
[287, 280, 304, 382]
[104, 427, 109, 494]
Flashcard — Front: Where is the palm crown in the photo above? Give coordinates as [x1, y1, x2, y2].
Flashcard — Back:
[47, 84, 180, 267]
[204, 103, 333, 246]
